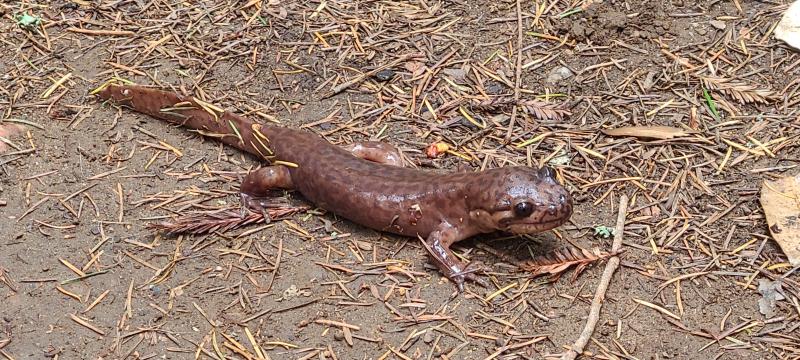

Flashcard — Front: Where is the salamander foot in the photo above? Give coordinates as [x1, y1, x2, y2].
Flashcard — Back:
[446, 262, 489, 292]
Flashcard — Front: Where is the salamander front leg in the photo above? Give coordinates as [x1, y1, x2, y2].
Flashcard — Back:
[239, 165, 294, 217]
[341, 141, 403, 166]
[421, 224, 488, 292]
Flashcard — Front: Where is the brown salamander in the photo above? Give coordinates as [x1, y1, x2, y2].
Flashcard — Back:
[96, 84, 573, 290]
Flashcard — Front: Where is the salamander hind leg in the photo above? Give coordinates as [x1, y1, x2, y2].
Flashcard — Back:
[421, 224, 489, 292]
[341, 141, 403, 166]
[239, 165, 294, 216]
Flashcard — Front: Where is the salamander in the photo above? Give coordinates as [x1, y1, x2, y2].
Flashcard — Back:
[95, 84, 573, 290]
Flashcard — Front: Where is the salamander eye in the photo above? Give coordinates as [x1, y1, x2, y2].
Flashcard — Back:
[513, 202, 534, 217]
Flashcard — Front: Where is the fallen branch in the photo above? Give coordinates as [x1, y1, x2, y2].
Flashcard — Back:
[560, 194, 629, 360]
[504, 0, 525, 143]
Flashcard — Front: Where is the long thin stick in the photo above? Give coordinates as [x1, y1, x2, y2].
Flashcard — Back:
[505, 0, 524, 143]
[561, 194, 629, 360]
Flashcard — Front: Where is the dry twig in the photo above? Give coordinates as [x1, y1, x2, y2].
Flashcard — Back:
[561, 195, 629, 360]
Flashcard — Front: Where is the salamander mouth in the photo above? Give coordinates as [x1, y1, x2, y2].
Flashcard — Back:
[504, 217, 569, 234]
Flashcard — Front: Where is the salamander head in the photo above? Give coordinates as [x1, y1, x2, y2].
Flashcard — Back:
[469, 166, 572, 234]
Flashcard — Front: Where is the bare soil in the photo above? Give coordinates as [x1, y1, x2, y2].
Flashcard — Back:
[1, 1, 799, 359]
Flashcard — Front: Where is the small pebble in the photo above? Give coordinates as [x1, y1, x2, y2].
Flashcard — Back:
[494, 336, 504, 346]
[423, 331, 434, 343]
[442, 68, 467, 82]
[374, 69, 395, 82]
[695, 26, 708, 35]
[545, 66, 574, 84]
[485, 82, 504, 94]
[710, 20, 726, 30]
[458, 117, 480, 129]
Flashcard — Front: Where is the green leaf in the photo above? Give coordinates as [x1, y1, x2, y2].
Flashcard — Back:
[15, 13, 41, 29]
[557, 7, 583, 18]
[703, 88, 719, 118]
[593, 226, 614, 239]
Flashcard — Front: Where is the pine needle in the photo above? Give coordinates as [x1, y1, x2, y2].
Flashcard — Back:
[519, 246, 621, 281]
[701, 76, 775, 104]
[472, 97, 571, 121]
[0, 266, 16, 292]
[150, 205, 308, 235]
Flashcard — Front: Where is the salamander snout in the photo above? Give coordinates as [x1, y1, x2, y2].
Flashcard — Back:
[547, 194, 569, 215]
[537, 185, 572, 222]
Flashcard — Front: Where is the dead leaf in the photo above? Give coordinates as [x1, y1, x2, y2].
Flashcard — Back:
[150, 205, 308, 234]
[519, 246, 618, 281]
[443, 67, 468, 83]
[639, 204, 661, 217]
[702, 77, 775, 104]
[760, 173, 800, 266]
[601, 126, 693, 140]
[472, 97, 571, 121]
[757, 279, 786, 318]
[775, 0, 800, 51]
[0, 267, 16, 293]
[404, 61, 426, 77]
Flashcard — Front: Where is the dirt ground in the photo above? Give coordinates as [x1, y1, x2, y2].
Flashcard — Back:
[2, 0, 800, 359]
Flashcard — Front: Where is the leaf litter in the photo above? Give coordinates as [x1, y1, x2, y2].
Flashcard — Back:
[0, 0, 799, 359]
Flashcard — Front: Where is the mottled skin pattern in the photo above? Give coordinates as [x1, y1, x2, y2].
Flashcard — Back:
[96, 84, 573, 290]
